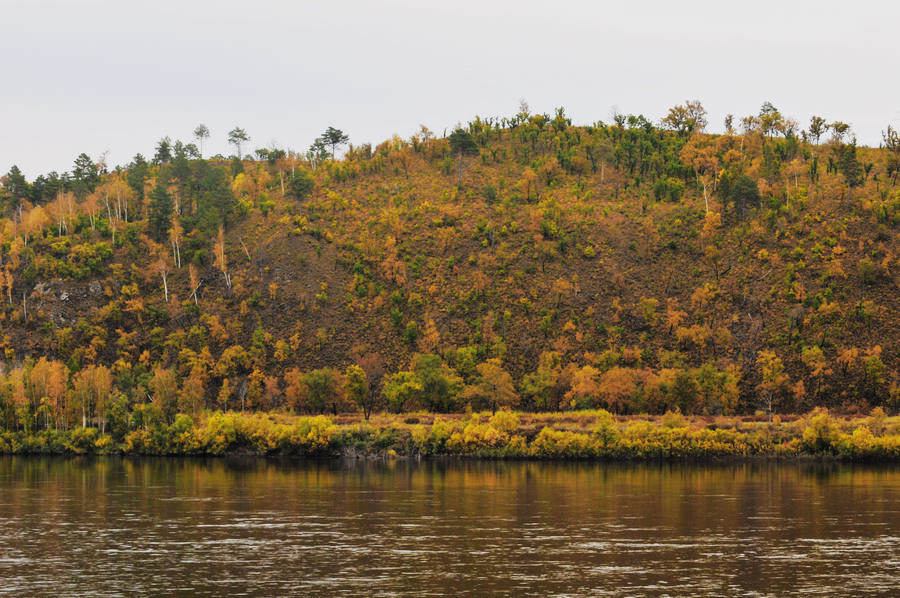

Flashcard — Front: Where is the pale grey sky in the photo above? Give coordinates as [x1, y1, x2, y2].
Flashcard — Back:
[3, 0, 899, 178]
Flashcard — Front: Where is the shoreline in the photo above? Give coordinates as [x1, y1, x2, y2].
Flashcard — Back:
[2, 450, 899, 464]
[1, 408, 899, 461]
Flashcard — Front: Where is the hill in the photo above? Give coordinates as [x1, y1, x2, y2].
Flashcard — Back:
[0, 102, 897, 433]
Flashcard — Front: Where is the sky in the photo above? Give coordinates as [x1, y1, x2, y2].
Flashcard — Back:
[2, 0, 899, 178]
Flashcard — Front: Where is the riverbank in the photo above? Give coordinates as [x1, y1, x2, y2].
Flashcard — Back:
[1, 409, 899, 460]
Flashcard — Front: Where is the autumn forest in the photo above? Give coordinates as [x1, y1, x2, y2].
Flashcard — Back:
[0, 101, 898, 457]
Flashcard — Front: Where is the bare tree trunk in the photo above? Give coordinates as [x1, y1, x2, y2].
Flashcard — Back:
[171, 238, 181, 269]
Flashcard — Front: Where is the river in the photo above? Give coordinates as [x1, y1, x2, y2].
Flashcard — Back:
[0, 457, 898, 596]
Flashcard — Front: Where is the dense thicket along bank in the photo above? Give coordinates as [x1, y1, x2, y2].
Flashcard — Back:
[1, 409, 899, 459]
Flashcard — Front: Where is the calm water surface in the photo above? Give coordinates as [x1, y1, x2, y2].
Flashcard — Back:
[0, 457, 898, 596]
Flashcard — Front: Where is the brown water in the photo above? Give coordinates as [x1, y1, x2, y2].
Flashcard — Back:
[0, 457, 898, 596]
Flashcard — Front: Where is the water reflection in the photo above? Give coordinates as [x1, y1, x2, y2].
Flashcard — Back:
[0, 457, 898, 596]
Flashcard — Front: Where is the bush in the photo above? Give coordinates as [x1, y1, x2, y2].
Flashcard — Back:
[800, 409, 842, 454]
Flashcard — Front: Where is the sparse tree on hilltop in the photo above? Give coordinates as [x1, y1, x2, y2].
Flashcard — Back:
[449, 128, 479, 186]
[661, 100, 708, 136]
[227, 127, 249, 159]
[193, 124, 210, 157]
[320, 127, 349, 159]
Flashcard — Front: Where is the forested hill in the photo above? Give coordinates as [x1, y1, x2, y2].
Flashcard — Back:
[0, 102, 898, 427]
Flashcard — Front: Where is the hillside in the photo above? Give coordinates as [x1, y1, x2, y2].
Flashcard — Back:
[0, 102, 898, 432]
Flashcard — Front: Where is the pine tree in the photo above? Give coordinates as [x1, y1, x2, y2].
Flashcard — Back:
[3, 165, 29, 201]
[148, 184, 173, 241]
[448, 128, 479, 186]
[320, 127, 349, 159]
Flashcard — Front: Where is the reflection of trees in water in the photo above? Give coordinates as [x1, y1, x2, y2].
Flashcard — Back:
[1, 457, 899, 595]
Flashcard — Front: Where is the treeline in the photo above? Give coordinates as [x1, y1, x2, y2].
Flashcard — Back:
[0, 348, 891, 438]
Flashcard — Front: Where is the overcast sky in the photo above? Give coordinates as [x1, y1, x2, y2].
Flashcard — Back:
[3, 0, 899, 178]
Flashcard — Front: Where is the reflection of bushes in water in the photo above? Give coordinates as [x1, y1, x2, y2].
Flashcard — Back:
[1, 408, 900, 460]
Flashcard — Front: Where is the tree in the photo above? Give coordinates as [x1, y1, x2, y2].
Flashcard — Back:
[227, 127, 249, 159]
[193, 124, 210, 157]
[801, 345, 830, 402]
[382, 371, 423, 413]
[718, 171, 760, 221]
[196, 163, 237, 232]
[320, 126, 349, 159]
[28, 358, 68, 430]
[213, 225, 232, 292]
[758, 102, 784, 138]
[694, 362, 740, 415]
[72, 364, 112, 430]
[169, 214, 183, 269]
[462, 358, 519, 413]
[299, 368, 345, 414]
[448, 128, 479, 186]
[835, 141, 864, 199]
[287, 169, 315, 212]
[829, 121, 851, 144]
[152, 244, 172, 302]
[284, 368, 304, 412]
[881, 125, 900, 185]
[724, 114, 735, 135]
[411, 354, 463, 412]
[565, 365, 601, 410]
[148, 366, 179, 421]
[680, 135, 718, 213]
[349, 353, 385, 419]
[188, 263, 202, 305]
[597, 367, 636, 414]
[345, 365, 381, 420]
[668, 369, 700, 413]
[584, 136, 614, 179]
[127, 154, 151, 199]
[307, 138, 330, 168]
[180, 368, 206, 415]
[809, 116, 827, 145]
[661, 100, 708, 135]
[29, 170, 67, 204]
[71, 153, 100, 198]
[883, 125, 900, 183]
[148, 184, 173, 241]
[382, 355, 463, 413]
[3, 166, 30, 205]
[153, 137, 173, 164]
[0, 269, 13, 305]
[756, 350, 790, 418]
[520, 351, 569, 411]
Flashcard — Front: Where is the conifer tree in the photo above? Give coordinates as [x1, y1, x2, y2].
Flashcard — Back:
[449, 128, 478, 186]
[148, 184, 173, 241]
